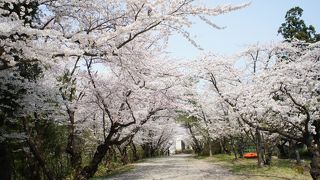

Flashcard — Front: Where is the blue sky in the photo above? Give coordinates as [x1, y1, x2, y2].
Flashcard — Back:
[166, 0, 320, 59]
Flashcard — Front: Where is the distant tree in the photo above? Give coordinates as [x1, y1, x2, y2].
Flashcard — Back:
[176, 114, 203, 154]
[278, 7, 320, 43]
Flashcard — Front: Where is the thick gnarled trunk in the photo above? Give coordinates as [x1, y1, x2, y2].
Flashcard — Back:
[76, 144, 109, 180]
[309, 148, 320, 180]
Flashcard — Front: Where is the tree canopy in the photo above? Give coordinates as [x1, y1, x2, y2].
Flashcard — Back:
[278, 6, 320, 42]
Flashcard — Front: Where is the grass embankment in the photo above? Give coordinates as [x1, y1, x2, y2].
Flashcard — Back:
[206, 154, 311, 180]
[93, 162, 134, 179]
[93, 158, 150, 179]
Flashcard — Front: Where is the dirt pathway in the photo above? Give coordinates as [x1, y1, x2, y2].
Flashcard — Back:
[107, 154, 237, 180]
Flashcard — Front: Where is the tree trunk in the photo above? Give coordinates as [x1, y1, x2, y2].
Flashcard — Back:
[231, 139, 238, 160]
[255, 129, 264, 168]
[310, 149, 320, 180]
[120, 147, 129, 165]
[23, 118, 55, 180]
[219, 140, 224, 154]
[237, 136, 245, 158]
[288, 140, 293, 159]
[105, 148, 113, 172]
[277, 141, 288, 159]
[0, 142, 12, 180]
[27, 138, 55, 180]
[219, 139, 230, 154]
[121, 152, 129, 165]
[130, 141, 139, 161]
[142, 143, 152, 158]
[208, 138, 212, 157]
[220, 138, 230, 154]
[187, 124, 202, 154]
[265, 146, 273, 165]
[295, 146, 301, 165]
[65, 110, 82, 177]
[77, 144, 109, 180]
[308, 120, 320, 180]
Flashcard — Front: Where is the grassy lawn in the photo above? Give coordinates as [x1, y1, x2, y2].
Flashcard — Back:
[205, 154, 311, 180]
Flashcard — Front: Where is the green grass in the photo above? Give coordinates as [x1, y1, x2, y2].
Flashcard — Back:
[93, 162, 134, 179]
[205, 154, 311, 180]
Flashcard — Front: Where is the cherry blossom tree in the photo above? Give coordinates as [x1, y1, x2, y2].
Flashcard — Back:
[187, 45, 285, 165]
[188, 40, 319, 178]
[237, 41, 320, 179]
[1, 0, 251, 179]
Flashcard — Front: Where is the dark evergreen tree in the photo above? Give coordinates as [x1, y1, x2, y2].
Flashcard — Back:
[278, 7, 320, 43]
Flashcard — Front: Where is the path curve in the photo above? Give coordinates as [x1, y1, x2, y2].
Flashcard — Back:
[107, 154, 237, 180]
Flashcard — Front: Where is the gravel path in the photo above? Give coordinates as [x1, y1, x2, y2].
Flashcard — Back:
[107, 154, 237, 180]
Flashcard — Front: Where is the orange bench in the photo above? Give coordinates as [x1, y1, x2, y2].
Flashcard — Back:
[243, 152, 257, 158]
